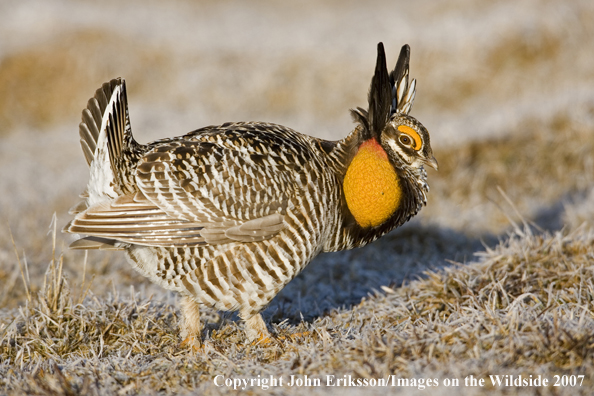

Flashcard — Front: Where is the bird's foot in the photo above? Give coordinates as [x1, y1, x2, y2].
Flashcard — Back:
[180, 335, 204, 352]
[244, 313, 270, 343]
[179, 296, 204, 351]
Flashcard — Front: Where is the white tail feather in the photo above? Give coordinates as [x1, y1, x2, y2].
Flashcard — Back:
[87, 84, 123, 206]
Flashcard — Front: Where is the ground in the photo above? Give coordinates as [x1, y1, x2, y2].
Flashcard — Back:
[1, 0, 593, 395]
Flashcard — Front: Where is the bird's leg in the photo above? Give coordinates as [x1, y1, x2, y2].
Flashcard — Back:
[179, 296, 203, 350]
[244, 314, 310, 344]
[244, 313, 270, 343]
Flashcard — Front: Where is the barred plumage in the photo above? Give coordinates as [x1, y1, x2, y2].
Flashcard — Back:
[64, 43, 437, 344]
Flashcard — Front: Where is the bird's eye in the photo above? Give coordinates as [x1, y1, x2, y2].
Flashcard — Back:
[399, 135, 412, 146]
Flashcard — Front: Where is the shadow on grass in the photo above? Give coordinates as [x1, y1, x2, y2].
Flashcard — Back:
[263, 188, 580, 326]
[263, 221, 492, 325]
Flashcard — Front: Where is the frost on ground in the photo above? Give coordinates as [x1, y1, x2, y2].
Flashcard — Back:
[1, 221, 593, 395]
[1, 116, 593, 395]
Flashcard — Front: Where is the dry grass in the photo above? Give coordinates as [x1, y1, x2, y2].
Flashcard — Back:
[0, 29, 172, 135]
[423, 109, 594, 233]
[197, 52, 367, 124]
[2, 113, 590, 393]
[421, 27, 563, 113]
[1, 217, 592, 395]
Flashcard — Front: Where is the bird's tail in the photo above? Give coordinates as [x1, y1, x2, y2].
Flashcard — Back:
[70, 78, 138, 214]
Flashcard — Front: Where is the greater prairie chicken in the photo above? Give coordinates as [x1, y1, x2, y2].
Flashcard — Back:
[64, 43, 437, 344]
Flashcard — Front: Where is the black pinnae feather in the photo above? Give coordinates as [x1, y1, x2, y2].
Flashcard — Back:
[390, 44, 410, 114]
[368, 43, 392, 139]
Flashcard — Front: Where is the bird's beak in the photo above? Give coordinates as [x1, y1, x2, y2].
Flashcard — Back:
[423, 155, 439, 171]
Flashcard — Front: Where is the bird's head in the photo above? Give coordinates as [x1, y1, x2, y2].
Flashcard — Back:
[380, 114, 438, 172]
[350, 43, 437, 173]
[343, 43, 437, 231]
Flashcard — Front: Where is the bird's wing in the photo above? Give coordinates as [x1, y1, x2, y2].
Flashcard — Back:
[66, 125, 311, 247]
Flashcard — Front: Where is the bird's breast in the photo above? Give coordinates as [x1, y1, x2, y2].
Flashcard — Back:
[343, 139, 401, 228]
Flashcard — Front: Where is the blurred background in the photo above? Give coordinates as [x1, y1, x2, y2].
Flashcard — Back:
[1, 0, 593, 318]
